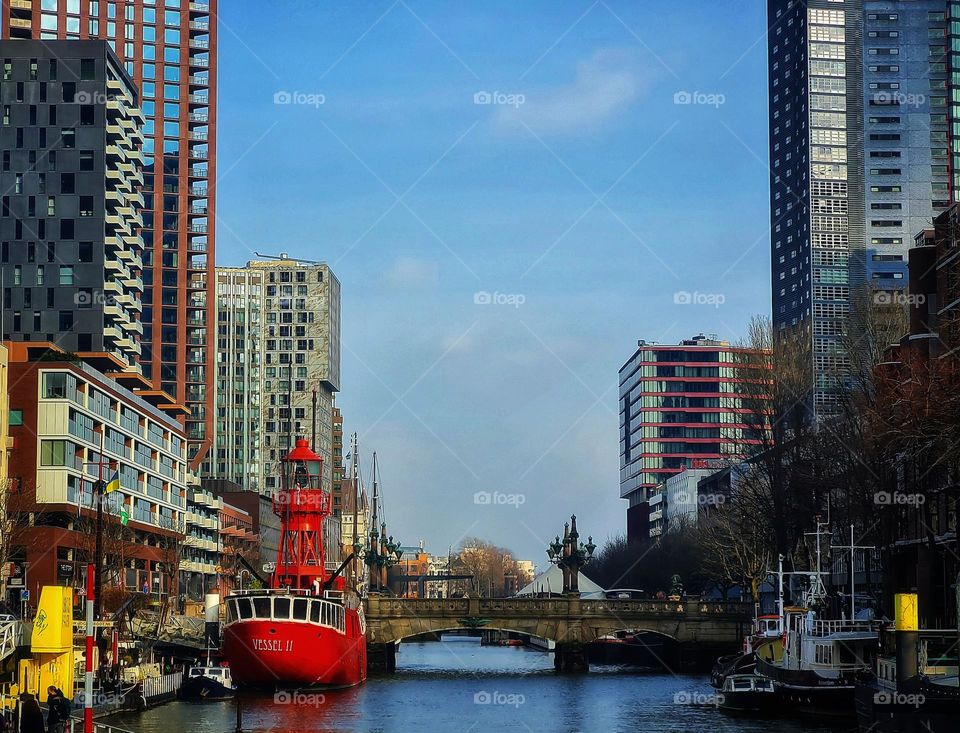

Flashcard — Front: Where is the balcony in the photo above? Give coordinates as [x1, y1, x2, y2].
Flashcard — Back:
[189, 168, 208, 179]
[188, 112, 208, 123]
[10, 0, 33, 9]
[188, 75, 209, 87]
[189, 20, 209, 31]
[190, 223, 208, 234]
[189, 204, 208, 216]
[188, 94, 209, 106]
[189, 1, 210, 13]
[189, 186, 208, 197]
[9, 17, 31, 29]
[189, 131, 208, 142]
[189, 38, 209, 50]
[190, 56, 210, 69]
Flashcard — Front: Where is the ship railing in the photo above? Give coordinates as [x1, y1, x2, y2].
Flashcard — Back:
[809, 619, 877, 636]
[229, 588, 317, 597]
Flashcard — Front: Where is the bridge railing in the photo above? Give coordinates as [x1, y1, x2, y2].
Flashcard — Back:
[365, 596, 752, 616]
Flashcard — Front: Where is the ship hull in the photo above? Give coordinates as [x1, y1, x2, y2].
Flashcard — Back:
[223, 612, 367, 688]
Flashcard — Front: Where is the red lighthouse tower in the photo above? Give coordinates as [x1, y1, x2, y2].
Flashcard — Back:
[273, 438, 334, 592]
[222, 438, 367, 687]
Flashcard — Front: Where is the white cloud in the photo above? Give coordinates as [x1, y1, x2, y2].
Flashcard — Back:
[492, 49, 652, 137]
[382, 256, 439, 288]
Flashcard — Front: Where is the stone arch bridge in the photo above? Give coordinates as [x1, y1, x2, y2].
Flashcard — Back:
[364, 595, 752, 672]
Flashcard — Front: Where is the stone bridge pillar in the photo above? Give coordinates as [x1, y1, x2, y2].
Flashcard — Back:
[554, 596, 588, 673]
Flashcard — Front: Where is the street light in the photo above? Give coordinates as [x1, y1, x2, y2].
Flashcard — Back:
[546, 515, 596, 595]
[357, 522, 402, 594]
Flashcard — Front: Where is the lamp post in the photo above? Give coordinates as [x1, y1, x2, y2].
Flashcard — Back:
[546, 515, 596, 595]
[354, 522, 402, 595]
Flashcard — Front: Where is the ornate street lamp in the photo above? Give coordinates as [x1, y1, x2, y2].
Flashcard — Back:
[546, 515, 595, 595]
[358, 522, 402, 594]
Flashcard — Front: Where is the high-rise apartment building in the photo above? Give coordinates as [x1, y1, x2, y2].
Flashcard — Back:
[864, 3, 949, 282]
[768, 0, 865, 417]
[2, 1, 218, 466]
[208, 266, 262, 492]
[618, 334, 767, 543]
[0, 40, 144, 369]
[205, 256, 341, 495]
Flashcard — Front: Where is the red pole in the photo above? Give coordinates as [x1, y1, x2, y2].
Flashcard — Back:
[84, 563, 95, 733]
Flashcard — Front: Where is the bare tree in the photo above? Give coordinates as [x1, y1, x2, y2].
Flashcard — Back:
[453, 538, 523, 597]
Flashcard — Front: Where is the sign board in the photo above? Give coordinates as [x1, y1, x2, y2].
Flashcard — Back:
[20, 590, 29, 602]
[8, 563, 26, 588]
[120, 510, 129, 526]
[262, 563, 276, 573]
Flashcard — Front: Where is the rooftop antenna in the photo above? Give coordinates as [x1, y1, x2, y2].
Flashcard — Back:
[253, 251, 325, 265]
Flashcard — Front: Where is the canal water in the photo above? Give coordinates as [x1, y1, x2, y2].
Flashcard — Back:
[115, 636, 854, 733]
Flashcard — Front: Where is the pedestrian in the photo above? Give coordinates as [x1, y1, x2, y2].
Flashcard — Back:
[44, 686, 70, 733]
[18, 694, 43, 733]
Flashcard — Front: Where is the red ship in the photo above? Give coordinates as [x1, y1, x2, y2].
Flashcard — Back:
[221, 438, 367, 687]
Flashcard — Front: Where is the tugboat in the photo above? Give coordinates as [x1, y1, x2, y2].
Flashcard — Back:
[179, 665, 236, 700]
[719, 673, 780, 714]
[754, 522, 880, 719]
[711, 613, 783, 688]
[221, 438, 368, 687]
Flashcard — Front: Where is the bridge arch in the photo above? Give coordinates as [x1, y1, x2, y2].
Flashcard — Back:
[397, 625, 559, 643]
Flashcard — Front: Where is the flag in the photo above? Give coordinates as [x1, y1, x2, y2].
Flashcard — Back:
[105, 470, 120, 494]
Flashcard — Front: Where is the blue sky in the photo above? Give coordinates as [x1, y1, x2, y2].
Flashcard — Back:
[214, 0, 771, 568]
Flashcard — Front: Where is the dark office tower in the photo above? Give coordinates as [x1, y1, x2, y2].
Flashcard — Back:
[950, 2, 960, 198]
[0, 40, 145, 368]
[767, 0, 865, 418]
[863, 3, 950, 284]
[2, 1, 218, 467]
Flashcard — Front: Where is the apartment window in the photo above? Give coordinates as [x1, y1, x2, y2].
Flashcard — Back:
[80, 58, 95, 80]
[62, 129, 75, 148]
[61, 173, 75, 194]
[78, 242, 93, 262]
[79, 196, 93, 217]
[79, 150, 94, 170]
[80, 105, 94, 125]
[47, 197, 56, 216]
[59, 311, 73, 331]
[59, 266, 74, 285]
